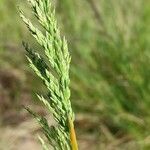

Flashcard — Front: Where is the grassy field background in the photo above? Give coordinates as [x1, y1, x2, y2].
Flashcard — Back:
[0, 0, 150, 149]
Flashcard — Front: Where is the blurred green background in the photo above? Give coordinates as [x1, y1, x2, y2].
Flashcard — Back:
[0, 0, 150, 149]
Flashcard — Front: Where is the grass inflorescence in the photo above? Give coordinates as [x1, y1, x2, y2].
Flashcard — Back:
[19, 0, 78, 149]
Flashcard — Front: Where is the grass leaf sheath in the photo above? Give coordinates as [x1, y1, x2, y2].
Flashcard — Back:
[19, 0, 78, 149]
